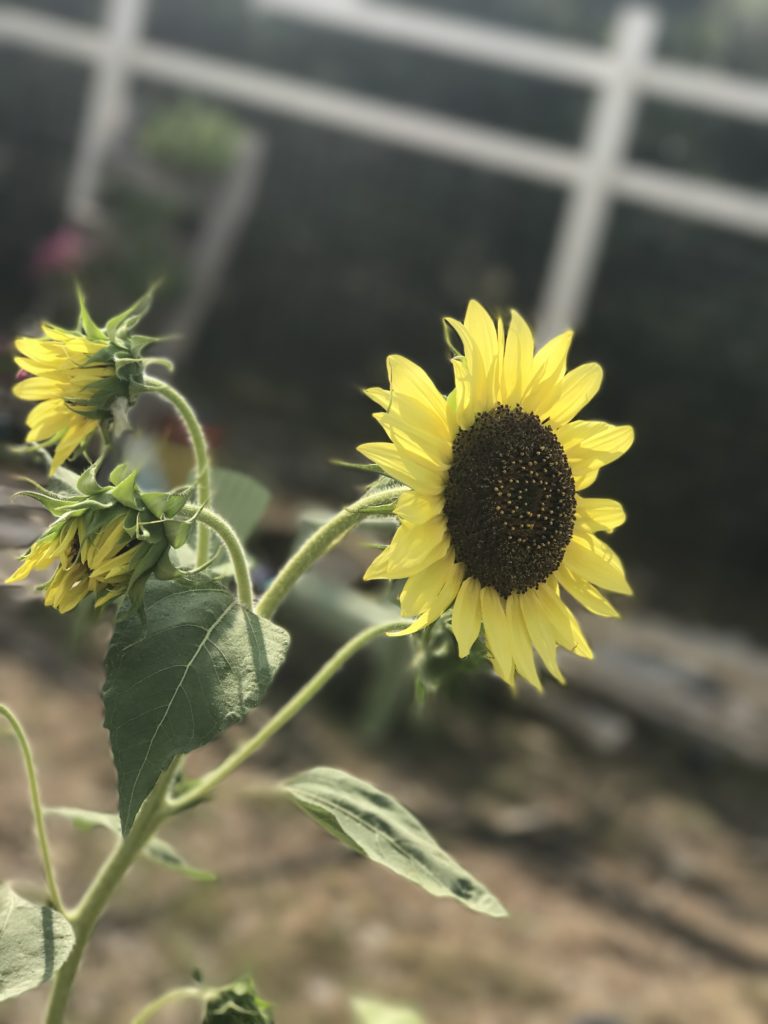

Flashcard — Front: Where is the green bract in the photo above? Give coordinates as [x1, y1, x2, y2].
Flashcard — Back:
[6, 462, 193, 612]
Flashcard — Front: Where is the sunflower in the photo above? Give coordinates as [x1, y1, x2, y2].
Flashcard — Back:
[12, 286, 163, 473]
[358, 301, 633, 691]
[5, 467, 183, 613]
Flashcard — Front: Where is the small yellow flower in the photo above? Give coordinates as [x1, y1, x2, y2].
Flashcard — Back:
[12, 284, 162, 473]
[13, 323, 117, 471]
[7, 508, 147, 612]
[359, 301, 634, 691]
[5, 464, 186, 613]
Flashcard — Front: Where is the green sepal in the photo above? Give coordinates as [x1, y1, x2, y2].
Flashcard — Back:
[153, 547, 179, 580]
[109, 468, 141, 509]
[104, 281, 160, 343]
[75, 282, 107, 342]
[163, 518, 192, 549]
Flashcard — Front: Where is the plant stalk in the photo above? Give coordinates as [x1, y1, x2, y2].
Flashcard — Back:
[128, 986, 209, 1024]
[185, 505, 254, 608]
[255, 485, 406, 619]
[0, 705, 65, 915]
[169, 619, 405, 812]
[44, 763, 178, 1024]
[144, 375, 212, 568]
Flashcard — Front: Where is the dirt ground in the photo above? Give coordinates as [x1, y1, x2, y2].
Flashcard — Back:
[1, 592, 767, 1024]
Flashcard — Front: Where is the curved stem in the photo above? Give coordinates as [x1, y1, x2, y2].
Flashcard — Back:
[129, 986, 208, 1024]
[169, 619, 405, 812]
[0, 705, 65, 914]
[45, 762, 178, 1024]
[187, 505, 253, 608]
[255, 485, 406, 620]
[144, 375, 212, 568]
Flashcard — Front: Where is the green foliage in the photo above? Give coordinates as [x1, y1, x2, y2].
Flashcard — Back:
[45, 807, 216, 882]
[281, 767, 507, 918]
[211, 467, 271, 546]
[0, 884, 74, 1002]
[203, 975, 274, 1023]
[140, 99, 243, 175]
[351, 997, 426, 1024]
[103, 577, 290, 833]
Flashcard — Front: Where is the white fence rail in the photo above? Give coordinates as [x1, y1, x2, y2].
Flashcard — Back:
[1, 0, 766, 337]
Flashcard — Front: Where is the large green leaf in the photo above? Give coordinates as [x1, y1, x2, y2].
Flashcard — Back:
[104, 577, 289, 833]
[0, 884, 75, 1002]
[281, 768, 507, 918]
[45, 807, 216, 882]
[351, 997, 426, 1024]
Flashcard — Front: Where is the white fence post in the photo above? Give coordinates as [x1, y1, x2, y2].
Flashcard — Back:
[64, 0, 150, 224]
[535, 5, 661, 342]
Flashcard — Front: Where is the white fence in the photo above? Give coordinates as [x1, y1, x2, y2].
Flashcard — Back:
[1, 0, 766, 338]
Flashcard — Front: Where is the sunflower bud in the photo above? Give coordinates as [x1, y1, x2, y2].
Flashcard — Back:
[4, 465, 191, 613]
[11, 284, 165, 472]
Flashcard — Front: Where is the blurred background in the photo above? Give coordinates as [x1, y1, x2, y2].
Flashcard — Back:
[1, 1, 767, 1022]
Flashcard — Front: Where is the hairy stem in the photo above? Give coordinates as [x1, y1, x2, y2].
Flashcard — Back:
[0, 705, 65, 915]
[185, 505, 254, 608]
[255, 485, 406, 619]
[128, 986, 208, 1024]
[44, 763, 178, 1024]
[144, 375, 212, 568]
[169, 619, 405, 812]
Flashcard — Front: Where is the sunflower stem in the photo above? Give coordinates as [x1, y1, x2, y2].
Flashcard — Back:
[255, 485, 407, 620]
[184, 505, 254, 608]
[44, 762, 179, 1024]
[167, 619, 405, 812]
[143, 376, 212, 568]
[128, 986, 210, 1024]
[0, 705, 65, 916]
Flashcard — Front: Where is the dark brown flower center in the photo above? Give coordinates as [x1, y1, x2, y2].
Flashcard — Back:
[443, 404, 576, 596]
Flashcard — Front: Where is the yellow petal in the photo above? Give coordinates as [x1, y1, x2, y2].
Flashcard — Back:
[395, 490, 444, 526]
[357, 442, 445, 494]
[399, 552, 455, 616]
[562, 533, 632, 595]
[386, 354, 446, 418]
[50, 417, 97, 472]
[535, 583, 593, 658]
[446, 318, 495, 416]
[556, 566, 619, 618]
[364, 386, 390, 409]
[558, 420, 635, 457]
[544, 362, 603, 425]
[364, 521, 450, 580]
[506, 595, 542, 692]
[374, 412, 451, 468]
[519, 588, 565, 683]
[576, 497, 626, 533]
[481, 587, 514, 684]
[501, 309, 535, 405]
[13, 377, 67, 401]
[522, 330, 573, 412]
[451, 576, 482, 657]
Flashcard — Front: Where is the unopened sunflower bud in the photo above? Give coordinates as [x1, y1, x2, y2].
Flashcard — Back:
[4, 464, 192, 613]
[11, 284, 166, 472]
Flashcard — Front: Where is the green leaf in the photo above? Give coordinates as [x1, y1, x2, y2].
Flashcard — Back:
[103, 577, 289, 833]
[204, 975, 274, 1022]
[351, 997, 426, 1024]
[210, 467, 270, 545]
[44, 807, 216, 882]
[0, 884, 75, 1002]
[281, 768, 507, 918]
